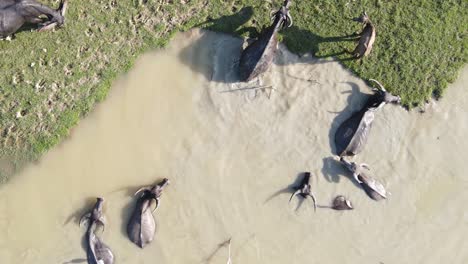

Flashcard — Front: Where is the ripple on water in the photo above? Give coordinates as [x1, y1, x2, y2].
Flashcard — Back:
[0, 29, 467, 263]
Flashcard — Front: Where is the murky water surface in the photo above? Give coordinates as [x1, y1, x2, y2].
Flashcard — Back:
[0, 29, 467, 264]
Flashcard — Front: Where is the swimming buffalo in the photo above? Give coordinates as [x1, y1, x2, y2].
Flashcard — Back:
[340, 157, 388, 201]
[79, 197, 115, 264]
[127, 178, 170, 248]
[351, 11, 376, 58]
[331, 195, 354, 210]
[0, 0, 67, 39]
[238, 0, 292, 82]
[289, 172, 317, 211]
[334, 79, 401, 157]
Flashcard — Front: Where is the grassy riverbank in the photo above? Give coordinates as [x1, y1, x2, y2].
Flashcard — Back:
[0, 0, 466, 181]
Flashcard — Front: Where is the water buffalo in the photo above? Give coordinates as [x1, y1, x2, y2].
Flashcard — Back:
[79, 197, 115, 264]
[340, 157, 387, 201]
[351, 11, 376, 58]
[289, 172, 317, 211]
[127, 178, 170, 248]
[238, 0, 292, 82]
[0, 0, 67, 39]
[331, 195, 354, 210]
[334, 79, 401, 157]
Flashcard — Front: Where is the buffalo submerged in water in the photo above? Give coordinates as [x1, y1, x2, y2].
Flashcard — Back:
[289, 172, 317, 211]
[79, 197, 115, 264]
[339, 157, 388, 201]
[238, 0, 293, 82]
[331, 195, 354, 210]
[127, 178, 170, 248]
[334, 79, 401, 157]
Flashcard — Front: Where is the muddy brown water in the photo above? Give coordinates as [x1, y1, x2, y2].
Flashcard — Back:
[0, 29, 467, 263]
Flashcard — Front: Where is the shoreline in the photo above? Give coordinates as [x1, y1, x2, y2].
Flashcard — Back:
[0, 1, 466, 181]
[0, 29, 467, 263]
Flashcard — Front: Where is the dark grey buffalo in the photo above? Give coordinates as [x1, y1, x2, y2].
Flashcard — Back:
[351, 11, 376, 58]
[238, 0, 292, 82]
[334, 79, 401, 157]
[79, 197, 115, 264]
[127, 178, 170, 248]
[331, 195, 354, 210]
[340, 157, 388, 201]
[289, 172, 317, 211]
[0, 0, 67, 39]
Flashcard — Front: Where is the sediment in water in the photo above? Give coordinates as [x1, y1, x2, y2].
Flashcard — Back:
[0, 29, 467, 264]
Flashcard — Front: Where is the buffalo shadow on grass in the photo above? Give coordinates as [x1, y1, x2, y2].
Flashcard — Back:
[1, 24, 35, 39]
[279, 25, 362, 65]
[1, 9, 63, 39]
[195, 6, 258, 38]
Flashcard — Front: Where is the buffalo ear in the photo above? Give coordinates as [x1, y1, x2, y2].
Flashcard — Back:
[353, 173, 363, 184]
[308, 193, 317, 212]
[141, 198, 157, 213]
[58, 0, 68, 16]
[96, 217, 106, 233]
[79, 213, 91, 228]
[286, 12, 293, 28]
[361, 163, 371, 170]
[289, 189, 301, 203]
[151, 198, 160, 213]
[369, 79, 387, 92]
[134, 187, 150, 197]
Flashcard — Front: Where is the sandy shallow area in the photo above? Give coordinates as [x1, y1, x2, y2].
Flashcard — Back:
[0, 29, 467, 264]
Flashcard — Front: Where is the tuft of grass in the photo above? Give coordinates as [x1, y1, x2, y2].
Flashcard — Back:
[280, 1, 467, 107]
[0, 0, 467, 181]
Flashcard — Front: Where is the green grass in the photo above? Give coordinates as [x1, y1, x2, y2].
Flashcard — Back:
[0, 0, 467, 181]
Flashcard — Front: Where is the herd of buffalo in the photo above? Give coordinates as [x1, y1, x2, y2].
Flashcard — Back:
[2, 0, 403, 263]
[240, 0, 401, 210]
[240, 0, 400, 210]
[78, 179, 170, 264]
